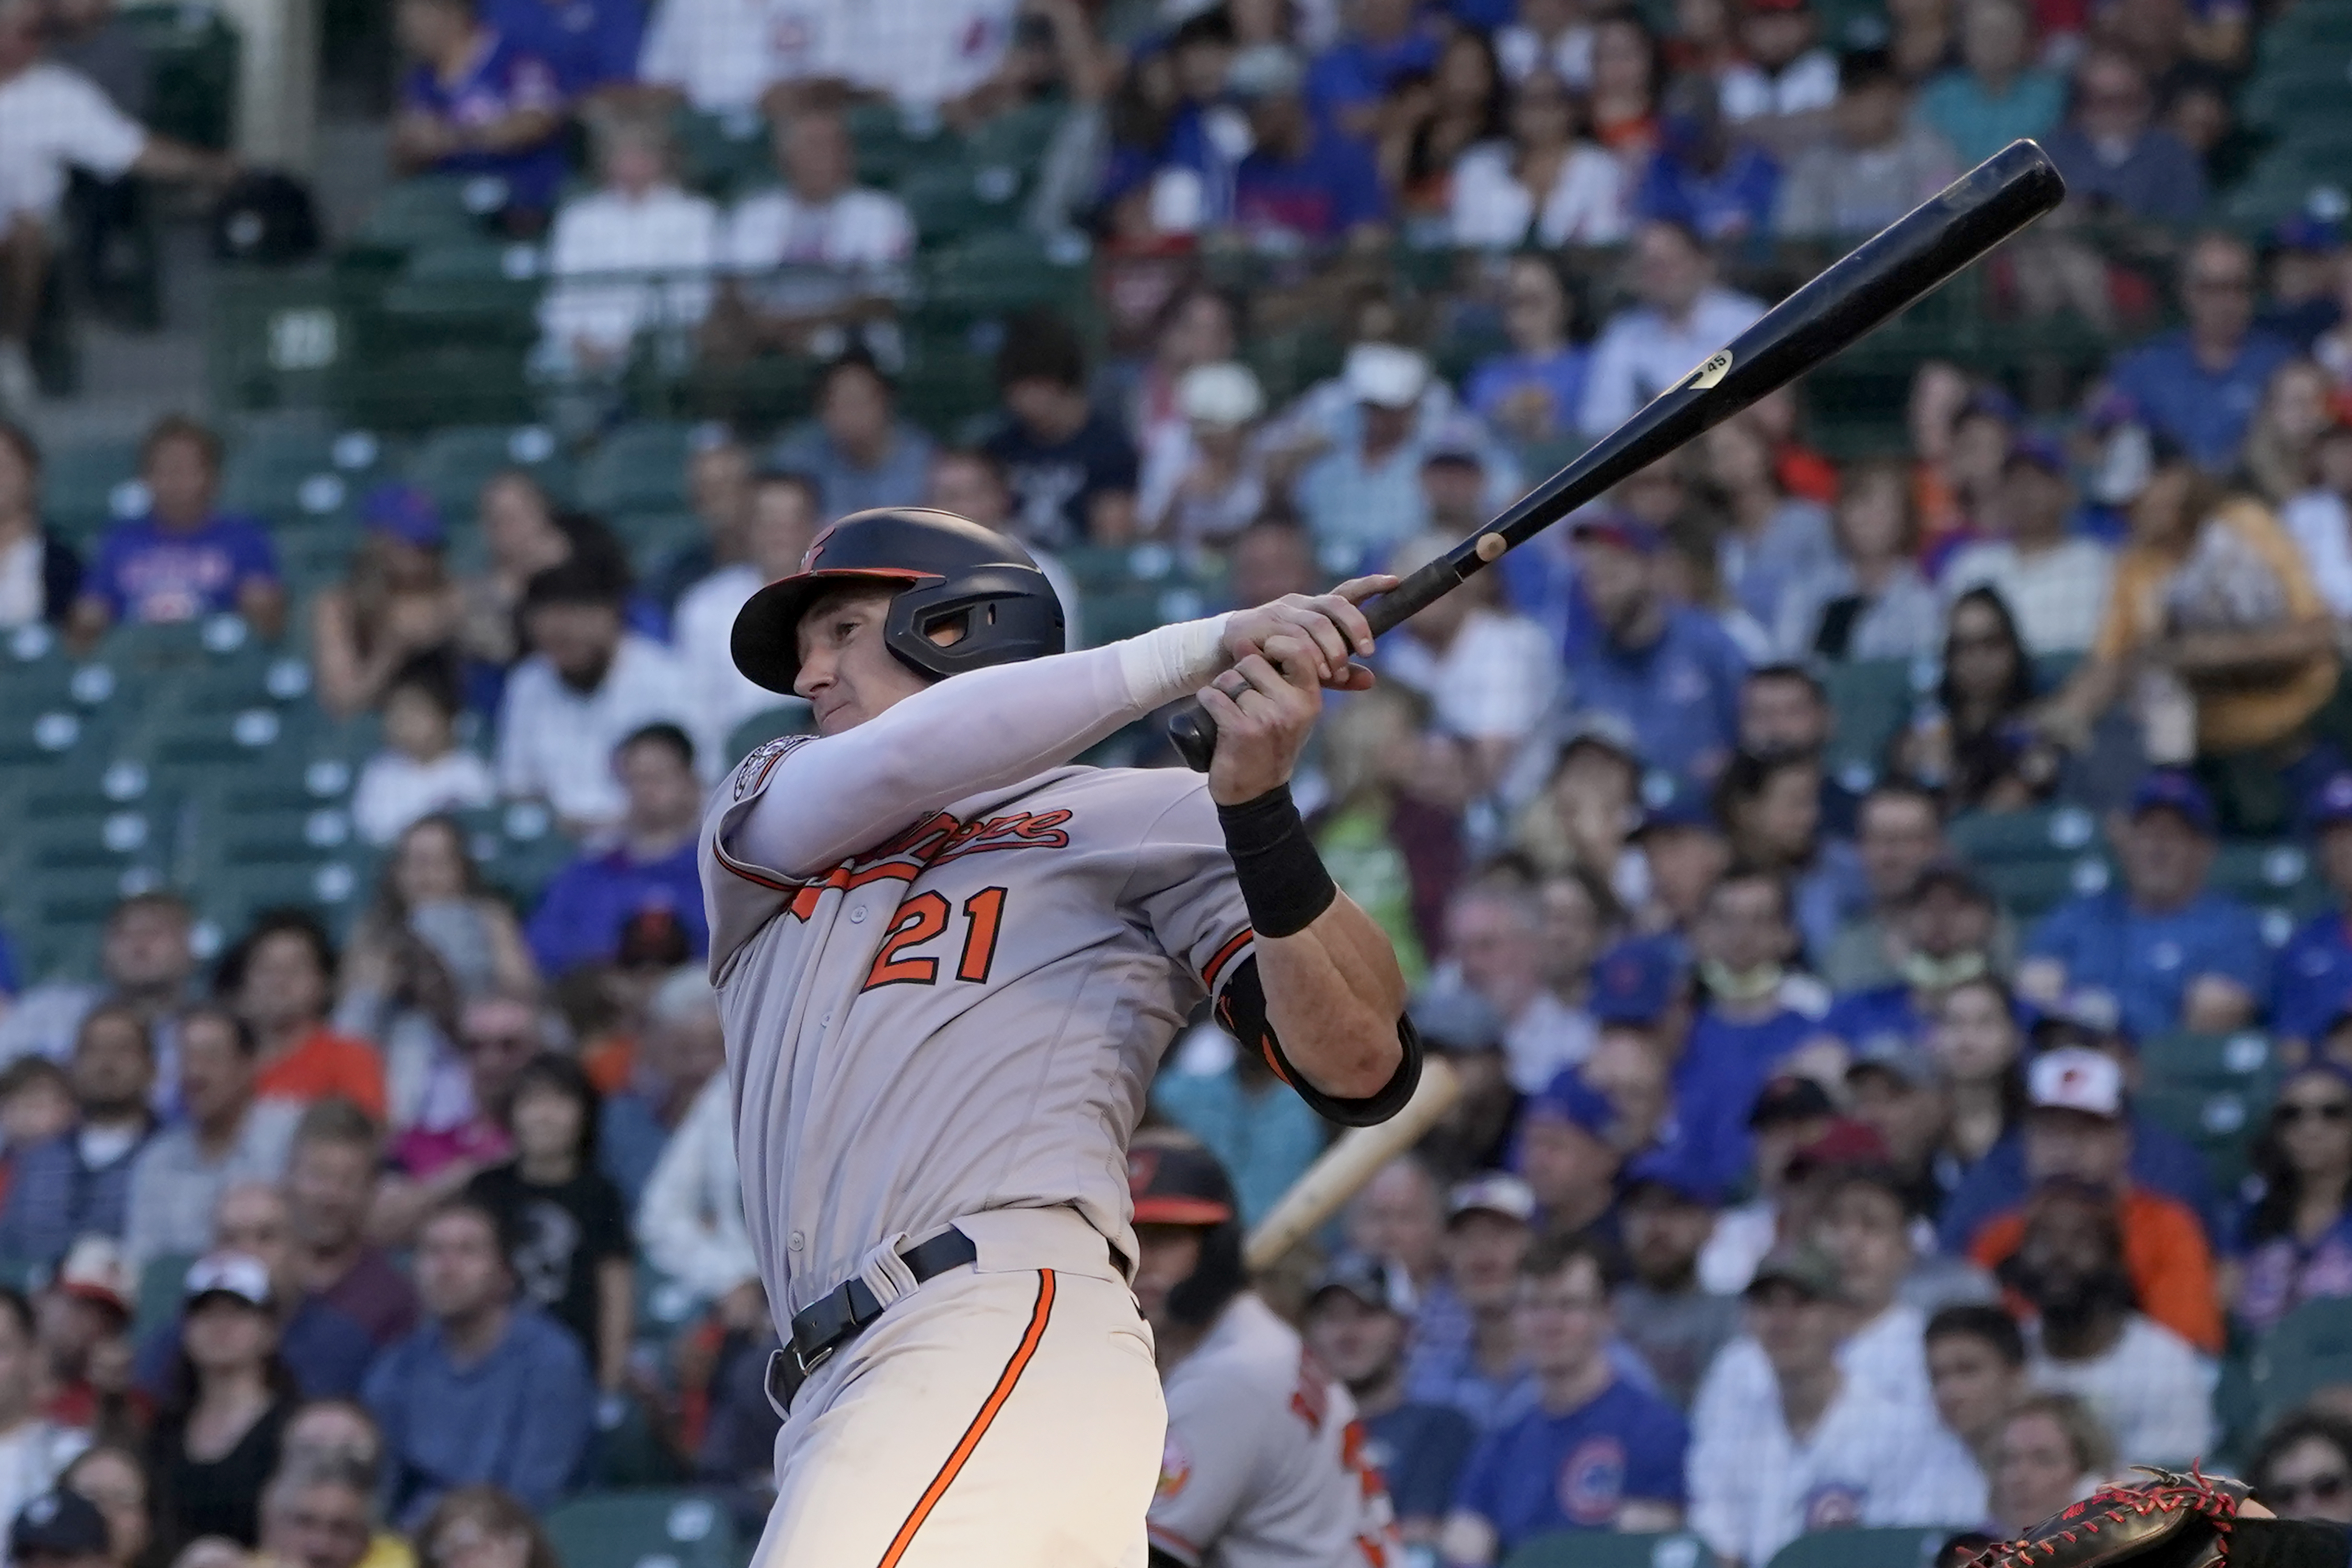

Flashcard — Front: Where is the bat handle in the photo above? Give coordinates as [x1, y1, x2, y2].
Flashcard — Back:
[1169, 699, 1216, 773]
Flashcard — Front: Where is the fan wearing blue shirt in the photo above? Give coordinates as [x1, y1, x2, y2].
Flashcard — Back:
[523, 723, 710, 976]
[1561, 512, 1749, 783]
[1676, 868, 1832, 1195]
[1225, 44, 1390, 247]
[2104, 233, 2299, 474]
[1439, 1235, 1690, 1566]
[71, 415, 284, 647]
[1300, 1255, 1477, 1554]
[1465, 255, 1590, 447]
[1633, 82, 1782, 245]
[1305, 0, 1443, 142]
[1818, 863, 2001, 1055]
[391, 0, 568, 225]
[2272, 773, 2352, 1051]
[2019, 770, 2268, 1042]
[484, 0, 642, 97]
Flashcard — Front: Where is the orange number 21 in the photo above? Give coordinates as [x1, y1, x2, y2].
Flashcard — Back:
[863, 887, 1009, 991]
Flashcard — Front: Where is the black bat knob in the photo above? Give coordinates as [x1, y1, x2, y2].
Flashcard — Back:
[1169, 699, 1216, 771]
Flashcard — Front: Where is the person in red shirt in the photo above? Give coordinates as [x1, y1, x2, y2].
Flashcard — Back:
[217, 911, 386, 1123]
[1967, 1045, 2221, 1353]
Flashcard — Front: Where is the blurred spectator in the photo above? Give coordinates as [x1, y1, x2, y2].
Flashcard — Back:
[1564, 513, 1749, 782]
[1633, 75, 1781, 244]
[2242, 360, 2337, 510]
[2042, 48, 2204, 226]
[1777, 454, 1938, 660]
[414, 1485, 559, 1568]
[60, 1446, 150, 1568]
[1687, 1243, 1974, 1568]
[342, 817, 536, 1022]
[1513, 719, 1645, 908]
[1449, 66, 1628, 249]
[1515, 1071, 1624, 1236]
[1439, 1236, 1688, 1564]
[1404, 1174, 1537, 1428]
[1612, 1155, 1738, 1406]
[637, 1050, 753, 1315]
[287, 1102, 419, 1350]
[630, 0, 831, 112]
[1466, 256, 1588, 447]
[122, 1007, 299, 1272]
[1845, 1039, 1959, 1220]
[1306, 0, 1439, 142]
[1819, 1163, 1985, 1400]
[2275, 778, 2352, 1052]
[1437, 883, 1592, 1094]
[982, 309, 1139, 548]
[2250, 1411, 2352, 1525]
[1970, 1048, 2221, 1354]
[0, 0, 231, 410]
[1678, 873, 1831, 1202]
[1347, 1156, 1450, 1308]
[1154, 1021, 1329, 1228]
[1818, 861, 2002, 1060]
[495, 557, 693, 837]
[464, 1056, 630, 1401]
[712, 109, 912, 358]
[0, 425, 83, 628]
[1136, 362, 1268, 545]
[1694, 1080, 1830, 1294]
[68, 417, 283, 647]
[36, 1240, 135, 1436]
[533, 112, 718, 395]
[453, 472, 572, 671]
[2017, 773, 2265, 1037]
[1383, 31, 1508, 217]
[0, 1063, 73, 1214]
[133, 1183, 375, 1404]
[1775, 51, 1959, 240]
[1990, 1391, 2115, 1535]
[2283, 422, 2352, 620]
[310, 480, 464, 724]
[2265, 217, 2349, 350]
[1739, 664, 1858, 835]
[365, 1198, 594, 1527]
[0, 889, 192, 1083]
[1218, 44, 1388, 247]
[1915, 379, 2017, 563]
[1116, 286, 1239, 459]
[351, 663, 498, 848]
[2232, 1064, 2352, 1334]
[218, 915, 385, 1123]
[2106, 236, 2297, 471]
[643, 434, 752, 615]
[1702, 415, 1838, 634]
[1580, 222, 1766, 436]
[1299, 1257, 1473, 1553]
[1719, 0, 1839, 147]
[0, 1290, 87, 1537]
[378, 994, 537, 1235]
[922, 448, 1084, 643]
[145, 1252, 295, 1554]
[597, 964, 723, 1204]
[0, 1005, 154, 1268]
[2002, 1178, 2213, 1465]
[1898, 591, 2066, 812]
[1918, 0, 2061, 164]
[1942, 438, 2114, 655]
[673, 468, 820, 766]
[1820, 782, 1947, 991]
[523, 725, 709, 977]
[1714, 750, 1862, 963]
[1379, 532, 1560, 797]
[8, 1489, 109, 1568]
[1924, 1303, 2028, 1485]
[1886, 0, 1957, 83]
[255, 1455, 377, 1568]
[768, 353, 931, 521]
[1498, 0, 1596, 84]
[389, 0, 564, 233]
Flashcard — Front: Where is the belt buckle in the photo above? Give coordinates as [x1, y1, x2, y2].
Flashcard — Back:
[792, 1339, 835, 1377]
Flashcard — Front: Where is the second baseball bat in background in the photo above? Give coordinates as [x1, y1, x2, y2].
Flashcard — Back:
[1242, 1056, 1462, 1273]
[1170, 137, 2067, 771]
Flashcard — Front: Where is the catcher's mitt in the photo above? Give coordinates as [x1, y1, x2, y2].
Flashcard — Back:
[1975, 1468, 2253, 1568]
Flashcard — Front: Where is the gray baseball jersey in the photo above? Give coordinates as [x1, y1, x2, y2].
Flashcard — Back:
[1148, 1293, 1403, 1568]
[701, 738, 1260, 1317]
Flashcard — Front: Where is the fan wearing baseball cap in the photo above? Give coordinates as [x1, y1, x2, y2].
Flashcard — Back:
[2272, 772, 2352, 1052]
[2015, 769, 2269, 1041]
[1961, 1047, 2223, 1353]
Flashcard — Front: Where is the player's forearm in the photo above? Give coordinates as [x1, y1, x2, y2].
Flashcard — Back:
[1255, 894, 1409, 1101]
[732, 617, 1230, 877]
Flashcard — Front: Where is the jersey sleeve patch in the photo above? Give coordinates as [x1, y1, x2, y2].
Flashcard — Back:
[731, 734, 811, 800]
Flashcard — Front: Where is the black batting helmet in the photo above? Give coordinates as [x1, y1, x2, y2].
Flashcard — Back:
[1129, 1136, 1246, 1329]
[729, 508, 1065, 695]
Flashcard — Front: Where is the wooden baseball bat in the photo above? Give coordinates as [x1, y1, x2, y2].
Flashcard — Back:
[1243, 1055, 1462, 1273]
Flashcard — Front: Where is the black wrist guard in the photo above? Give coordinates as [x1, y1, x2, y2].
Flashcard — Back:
[1216, 783, 1337, 939]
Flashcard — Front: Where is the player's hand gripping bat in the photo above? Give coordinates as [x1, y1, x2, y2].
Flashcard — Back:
[1169, 137, 2067, 771]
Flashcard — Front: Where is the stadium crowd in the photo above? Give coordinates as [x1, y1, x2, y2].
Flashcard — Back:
[4, 0, 2352, 1559]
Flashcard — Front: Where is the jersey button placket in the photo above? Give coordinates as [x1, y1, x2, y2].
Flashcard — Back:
[849, 907, 867, 923]
[789, 1232, 804, 1252]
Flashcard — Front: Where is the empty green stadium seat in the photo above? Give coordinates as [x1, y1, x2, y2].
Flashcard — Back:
[448, 801, 579, 906]
[354, 176, 497, 254]
[1506, 1532, 1710, 1568]
[723, 704, 813, 769]
[335, 345, 538, 432]
[672, 107, 775, 200]
[898, 159, 1024, 245]
[846, 103, 954, 191]
[1946, 805, 2105, 865]
[2253, 1299, 2352, 1421]
[578, 423, 697, 516]
[2140, 1031, 2279, 1098]
[544, 1492, 736, 1568]
[1766, 1527, 1969, 1568]
[1821, 658, 1928, 788]
[2212, 841, 2325, 919]
[1977, 855, 2112, 921]
[382, 241, 545, 340]
[404, 425, 572, 523]
[2138, 1082, 2268, 1192]
[220, 422, 379, 525]
[920, 231, 1091, 319]
[134, 1253, 197, 1339]
[40, 436, 143, 538]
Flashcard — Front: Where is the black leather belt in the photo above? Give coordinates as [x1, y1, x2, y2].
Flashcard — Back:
[766, 1227, 978, 1414]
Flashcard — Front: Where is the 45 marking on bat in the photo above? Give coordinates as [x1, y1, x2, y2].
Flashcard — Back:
[862, 887, 1010, 990]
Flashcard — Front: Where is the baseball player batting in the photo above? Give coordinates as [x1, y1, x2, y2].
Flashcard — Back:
[699, 507, 1421, 1566]
[1128, 1134, 1404, 1567]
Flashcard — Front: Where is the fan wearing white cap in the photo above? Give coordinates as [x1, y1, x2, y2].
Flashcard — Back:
[1961, 1047, 2223, 1356]
[1297, 345, 1521, 562]
[1136, 362, 1269, 547]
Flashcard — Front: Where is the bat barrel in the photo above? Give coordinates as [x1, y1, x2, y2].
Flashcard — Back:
[1166, 140, 2066, 773]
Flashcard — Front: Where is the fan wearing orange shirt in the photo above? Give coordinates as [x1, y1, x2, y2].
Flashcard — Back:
[217, 911, 387, 1123]
[1967, 1046, 2221, 1354]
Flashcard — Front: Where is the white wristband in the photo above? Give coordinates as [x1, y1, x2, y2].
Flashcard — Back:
[1116, 614, 1232, 711]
